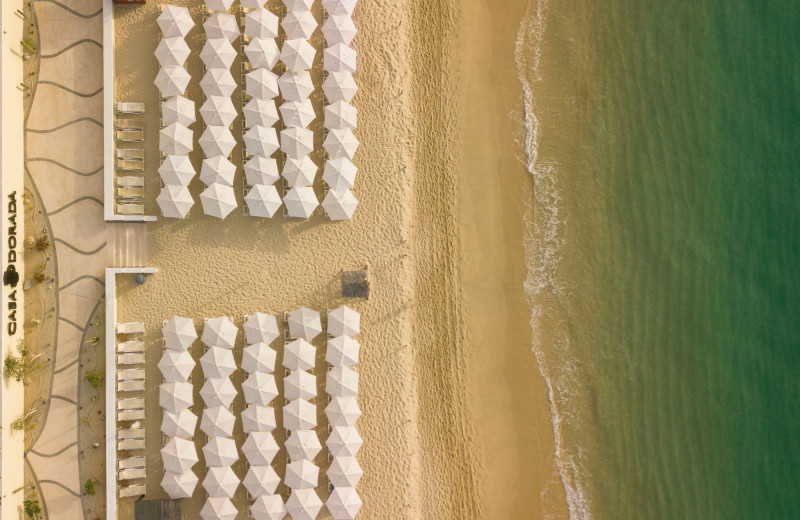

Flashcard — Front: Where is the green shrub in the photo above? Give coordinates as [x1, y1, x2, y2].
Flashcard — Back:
[23, 499, 41, 519]
[85, 369, 104, 388]
[84, 478, 97, 496]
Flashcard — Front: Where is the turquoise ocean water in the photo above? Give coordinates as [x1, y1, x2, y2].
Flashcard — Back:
[517, 1, 800, 518]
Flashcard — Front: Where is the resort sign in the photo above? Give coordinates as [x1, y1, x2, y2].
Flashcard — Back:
[3, 191, 19, 335]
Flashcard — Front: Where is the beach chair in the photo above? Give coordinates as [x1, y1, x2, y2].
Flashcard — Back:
[117, 380, 145, 393]
[116, 204, 144, 216]
[116, 118, 145, 131]
[117, 353, 145, 365]
[116, 158, 144, 172]
[118, 368, 145, 381]
[117, 321, 145, 334]
[116, 149, 145, 161]
[118, 456, 146, 470]
[116, 102, 145, 114]
[118, 438, 145, 451]
[116, 176, 145, 189]
[118, 428, 145, 440]
[117, 340, 145, 353]
[118, 408, 145, 421]
[117, 397, 145, 410]
[119, 467, 146, 481]
[117, 188, 145, 200]
[118, 483, 146, 498]
[115, 129, 144, 142]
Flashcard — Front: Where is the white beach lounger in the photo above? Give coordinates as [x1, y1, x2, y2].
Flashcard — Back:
[117, 159, 144, 172]
[116, 102, 145, 114]
[116, 149, 145, 161]
[118, 438, 145, 451]
[118, 368, 145, 381]
[117, 188, 145, 199]
[118, 483, 146, 498]
[118, 408, 145, 421]
[118, 428, 145, 440]
[119, 467, 146, 481]
[117, 380, 145, 393]
[117, 397, 145, 410]
[117, 341, 145, 353]
[116, 204, 144, 216]
[116, 176, 145, 189]
[118, 456, 146, 470]
[117, 321, 145, 334]
[116, 118, 145, 131]
[117, 353, 145, 365]
[115, 129, 144, 142]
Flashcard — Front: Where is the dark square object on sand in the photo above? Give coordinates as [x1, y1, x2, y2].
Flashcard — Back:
[342, 269, 370, 299]
[135, 499, 181, 520]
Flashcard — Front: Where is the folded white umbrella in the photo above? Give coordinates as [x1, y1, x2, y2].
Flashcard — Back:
[326, 365, 359, 397]
[161, 408, 199, 438]
[199, 346, 237, 379]
[285, 369, 317, 401]
[280, 99, 316, 128]
[326, 426, 363, 457]
[321, 0, 357, 16]
[203, 466, 239, 498]
[200, 155, 237, 187]
[242, 371, 278, 406]
[201, 37, 238, 69]
[322, 71, 358, 103]
[204, 12, 239, 42]
[285, 429, 322, 460]
[288, 307, 323, 340]
[200, 377, 237, 408]
[328, 305, 360, 336]
[159, 122, 193, 155]
[159, 381, 194, 414]
[204, 0, 234, 12]
[242, 431, 280, 465]
[243, 97, 279, 128]
[325, 335, 360, 367]
[250, 494, 287, 520]
[284, 338, 316, 371]
[240, 0, 266, 8]
[202, 436, 239, 467]
[284, 398, 317, 430]
[155, 36, 191, 68]
[282, 10, 317, 40]
[244, 8, 279, 39]
[244, 155, 279, 185]
[159, 155, 195, 186]
[245, 37, 280, 69]
[280, 127, 314, 159]
[199, 126, 236, 158]
[155, 66, 191, 97]
[201, 406, 236, 437]
[157, 5, 194, 38]
[245, 184, 282, 218]
[324, 100, 357, 130]
[328, 456, 363, 487]
[243, 465, 281, 496]
[241, 404, 276, 433]
[280, 38, 316, 72]
[241, 341, 278, 373]
[324, 42, 357, 73]
[279, 70, 315, 102]
[158, 349, 196, 382]
[286, 489, 323, 520]
[325, 395, 361, 427]
[324, 128, 359, 159]
[202, 316, 238, 348]
[243, 312, 280, 344]
[157, 185, 194, 219]
[161, 437, 198, 473]
[282, 156, 317, 187]
[200, 96, 237, 127]
[243, 125, 280, 157]
[200, 68, 238, 98]
[285, 459, 319, 490]
[327, 487, 363, 520]
[322, 14, 357, 46]
[163, 316, 197, 350]
[162, 95, 196, 126]
[200, 498, 237, 520]
[161, 470, 198, 499]
[246, 67, 280, 99]
[323, 157, 357, 192]
[322, 188, 358, 221]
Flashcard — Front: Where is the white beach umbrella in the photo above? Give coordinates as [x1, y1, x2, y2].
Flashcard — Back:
[280, 127, 314, 159]
[241, 341, 278, 373]
[243, 465, 281, 496]
[325, 335, 360, 367]
[324, 42, 357, 73]
[245, 37, 280, 69]
[284, 186, 318, 219]
[324, 128, 359, 159]
[243, 312, 280, 344]
[326, 365, 359, 396]
[242, 431, 280, 465]
[322, 14, 357, 46]
[285, 369, 317, 401]
[324, 100, 357, 130]
[325, 395, 361, 426]
[245, 184, 282, 218]
[159, 122, 193, 155]
[280, 99, 316, 128]
[204, 13, 239, 42]
[285, 460, 319, 489]
[200, 96, 238, 127]
[328, 456, 363, 487]
[200, 346, 237, 379]
[202, 316, 238, 348]
[201, 38, 238, 69]
[200, 497, 237, 520]
[163, 316, 197, 350]
[279, 71, 315, 103]
[250, 494, 287, 520]
[200, 377, 237, 408]
[202, 436, 239, 467]
[159, 381, 194, 414]
[284, 338, 316, 371]
[158, 349, 195, 382]
[243, 125, 280, 157]
[203, 466, 239, 498]
[285, 429, 322, 460]
[199, 125, 236, 158]
[157, 5, 194, 38]
[327, 487, 363, 520]
[288, 307, 323, 340]
[326, 426, 363, 457]
[243, 97, 279, 128]
[155, 36, 191, 68]
[280, 38, 316, 72]
[286, 489, 323, 520]
[321, 0, 357, 15]
[285, 0, 314, 11]
[161, 437, 199, 473]
[161, 408, 198, 438]
[322, 188, 358, 221]
[239, 0, 266, 8]
[282, 10, 317, 40]
[200, 155, 237, 187]
[159, 155, 195, 186]
[284, 398, 317, 430]
[241, 404, 277, 433]
[323, 157, 357, 192]
[161, 470, 198, 499]
[246, 67, 280, 99]
[155, 66, 191, 97]
[327, 305, 360, 337]
[282, 156, 317, 187]
[204, 0, 234, 12]
[244, 155, 280, 185]
[157, 185, 194, 219]
[162, 95, 196, 127]
[200, 68, 238, 98]
[201, 406, 236, 437]
[244, 8, 279, 39]
[242, 371, 278, 406]
[322, 71, 358, 103]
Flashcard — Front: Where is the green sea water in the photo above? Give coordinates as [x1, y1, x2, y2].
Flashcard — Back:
[518, 1, 800, 518]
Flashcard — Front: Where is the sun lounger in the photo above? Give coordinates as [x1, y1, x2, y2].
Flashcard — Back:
[118, 438, 145, 451]
[119, 467, 146, 481]
[118, 368, 145, 381]
[116, 149, 145, 161]
[119, 483, 146, 498]
[117, 188, 145, 199]
[117, 353, 145, 365]
[115, 129, 144, 142]
[116, 118, 145, 131]
[116, 204, 144, 216]
[118, 397, 144, 410]
[117, 380, 145, 393]
[118, 456, 146, 470]
[117, 321, 145, 334]
[118, 408, 145, 421]
[117, 341, 145, 353]
[116, 102, 145, 114]
[116, 158, 144, 172]
[116, 176, 145, 189]
[118, 428, 145, 440]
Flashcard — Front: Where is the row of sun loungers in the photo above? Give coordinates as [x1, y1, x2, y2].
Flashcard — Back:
[114, 104, 146, 216]
[116, 321, 147, 498]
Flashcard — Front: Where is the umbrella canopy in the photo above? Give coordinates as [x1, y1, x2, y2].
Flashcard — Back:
[326, 426, 363, 457]
[202, 316, 238, 348]
[243, 312, 280, 344]
[159, 122, 193, 155]
[322, 71, 358, 103]
[279, 99, 316, 128]
[200, 155, 237, 187]
[245, 67, 280, 99]
[199, 125, 236, 157]
[324, 42, 357, 73]
[283, 186, 319, 219]
[241, 404, 276, 433]
[200, 377, 237, 408]
[321, 0, 357, 15]
[244, 8, 279, 39]
[280, 127, 314, 159]
[288, 307, 323, 340]
[323, 157, 357, 192]
[278, 71, 315, 102]
[243, 97, 279, 128]
[242, 371, 278, 406]
[327, 305, 360, 336]
[285, 429, 322, 460]
[322, 14, 357, 46]
[200, 68, 238, 98]
[203, 466, 239, 498]
[284, 398, 317, 430]
[324, 100, 357, 130]
[200, 38, 237, 69]
[326, 366, 359, 396]
[322, 188, 358, 221]
[325, 396, 361, 427]
[243, 465, 281, 496]
[325, 335, 360, 367]
[200, 96, 238, 127]
[327, 487, 363, 520]
[200, 498, 237, 520]
[155, 36, 190, 68]
[157, 185, 194, 219]
[162, 95, 196, 127]
[284, 338, 316, 371]
[203, 436, 239, 467]
[157, 5, 194, 38]
[161, 437, 199, 473]
[163, 316, 197, 350]
[240, 0, 266, 9]
[280, 38, 316, 72]
[155, 66, 191, 97]
[244, 155, 280, 185]
[241, 342, 278, 374]
[159, 381, 194, 414]
[282, 156, 317, 187]
[245, 184, 282, 218]
[158, 349, 195, 382]
[200, 346, 237, 379]
[324, 128, 359, 159]
[285, 459, 319, 489]
[328, 456, 363, 487]
[285, 0, 314, 10]
[243, 125, 280, 157]
[250, 494, 287, 520]
[286, 489, 323, 520]
[204, 13, 239, 42]
[161, 470, 198, 499]
[159, 155, 195, 186]
[282, 10, 317, 40]
[204, 0, 234, 12]
[161, 408, 199, 438]
[245, 37, 280, 69]
[285, 369, 317, 401]
[201, 406, 236, 437]
[242, 432, 279, 466]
